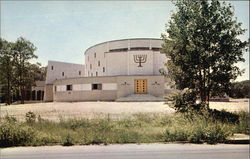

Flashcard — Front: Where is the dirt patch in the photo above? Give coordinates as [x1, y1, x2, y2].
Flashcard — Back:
[0, 99, 248, 121]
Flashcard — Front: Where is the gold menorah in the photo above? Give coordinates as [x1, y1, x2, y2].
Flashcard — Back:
[133, 54, 147, 67]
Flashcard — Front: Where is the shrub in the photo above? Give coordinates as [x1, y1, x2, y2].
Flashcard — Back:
[0, 122, 36, 147]
[62, 134, 74, 146]
[25, 111, 36, 123]
[168, 89, 203, 113]
[235, 111, 250, 134]
[163, 114, 233, 144]
[4, 115, 17, 123]
[208, 109, 239, 123]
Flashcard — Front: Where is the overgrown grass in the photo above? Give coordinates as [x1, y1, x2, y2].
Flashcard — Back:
[0, 111, 249, 147]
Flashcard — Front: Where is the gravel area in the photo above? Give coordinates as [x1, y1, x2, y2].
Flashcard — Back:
[0, 99, 248, 121]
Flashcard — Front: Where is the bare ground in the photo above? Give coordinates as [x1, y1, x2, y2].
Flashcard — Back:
[0, 99, 248, 121]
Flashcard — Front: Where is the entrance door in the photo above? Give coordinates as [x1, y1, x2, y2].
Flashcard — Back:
[135, 79, 147, 94]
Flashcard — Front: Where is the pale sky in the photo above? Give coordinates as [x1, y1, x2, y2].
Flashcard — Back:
[1, 1, 249, 81]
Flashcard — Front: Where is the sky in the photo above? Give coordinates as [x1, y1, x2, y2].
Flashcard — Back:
[1, 1, 249, 81]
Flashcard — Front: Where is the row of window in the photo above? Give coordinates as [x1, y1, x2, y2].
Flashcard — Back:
[51, 66, 82, 76]
[55, 84, 102, 92]
[61, 71, 81, 77]
[88, 61, 102, 69]
[88, 67, 105, 77]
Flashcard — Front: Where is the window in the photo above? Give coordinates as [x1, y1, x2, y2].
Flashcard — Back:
[51, 66, 53, 70]
[62, 72, 64, 76]
[79, 71, 81, 75]
[96, 71, 98, 76]
[94, 53, 96, 58]
[90, 64, 92, 69]
[98, 61, 100, 66]
[92, 84, 102, 90]
[54, 86, 57, 92]
[88, 71, 89, 76]
[103, 67, 105, 73]
[66, 85, 72, 91]
[91, 73, 93, 77]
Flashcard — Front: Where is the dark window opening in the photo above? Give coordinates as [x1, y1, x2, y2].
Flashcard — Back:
[62, 72, 64, 76]
[130, 47, 150, 51]
[51, 66, 53, 70]
[96, 72, 98, 76]
[79, 71, 81, 75]
[103, 67, 105, 73]
[94, 53, 96, 58]
[66, 85, 72, 91]
[92, 84, 102, 90]
[109, 48, 128, 52]
[151, 47, 161, 51]
[54, 86, 57, 92]
[98, 61, 100, 66]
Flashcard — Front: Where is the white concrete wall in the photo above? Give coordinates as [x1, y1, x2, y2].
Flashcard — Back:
[84, 38, 167, 77]
[46, 61, 85, 84]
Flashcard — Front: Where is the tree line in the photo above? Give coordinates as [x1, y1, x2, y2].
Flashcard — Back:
[0, 37, 46, 105]
[228, 80, 250, 98]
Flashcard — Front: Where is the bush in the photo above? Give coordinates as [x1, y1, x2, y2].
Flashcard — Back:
[235, 111, 250, 134]
[25, 111, 36, 123]
[163, 114, 233, 144]
[4, 115, 17, 123]
[63, 134, 74, 146]
[0, 122, 36, 147]
[168, 89, 203, 113]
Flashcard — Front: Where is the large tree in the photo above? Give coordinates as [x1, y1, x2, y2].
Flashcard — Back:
[0, 37, 39, 104]
[0, 39, 15, 105]
[12, 37, 37, 104]
[161, 0, 247, 106]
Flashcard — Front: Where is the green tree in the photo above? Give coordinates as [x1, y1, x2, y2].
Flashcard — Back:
[12, 37, 37, 104]
[161, 0, 247, 107]
[0, 39, 15, 105]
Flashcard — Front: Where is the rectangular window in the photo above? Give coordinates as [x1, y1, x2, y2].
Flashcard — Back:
[79, 71, 81, 75]
[96, 71, 98, 76]
[51, 66, 53, 70]
[54, 86, 57, 92]
[94, 53, 96, 58]
[62, 72, 64, 76]
[90, 64, 92, 69]
[98, 61, 100, 66]
[66, 85, 72, 91]
[103, 67, 105, 73]
[92, 84, 102, 90]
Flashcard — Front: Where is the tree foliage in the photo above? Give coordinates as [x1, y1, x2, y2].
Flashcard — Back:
[0, 37, 45, 104]
[161, 0, 247, 106]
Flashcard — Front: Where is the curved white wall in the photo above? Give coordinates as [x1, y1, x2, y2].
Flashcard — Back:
[84, 38, 167, 77]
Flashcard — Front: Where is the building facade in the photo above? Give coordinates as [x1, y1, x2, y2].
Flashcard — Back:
[44, 38, 172, 102]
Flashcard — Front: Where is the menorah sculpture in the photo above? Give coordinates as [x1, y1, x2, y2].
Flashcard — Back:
[133, 54, 147, 67]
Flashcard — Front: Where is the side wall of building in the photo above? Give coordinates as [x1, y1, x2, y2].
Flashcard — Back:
[46, 61, 85, 84]
[44, 84, 53, 102]
[53, 75, 168, 102]
[53, 76, 117, 102]
[85, 39, 167, 77]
